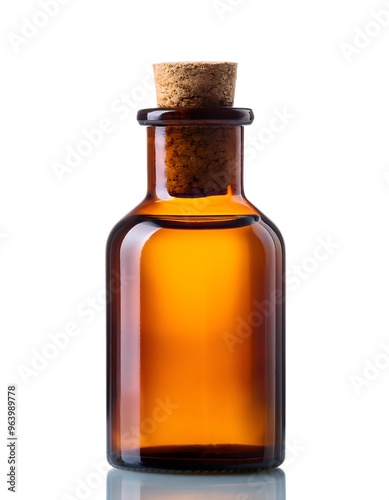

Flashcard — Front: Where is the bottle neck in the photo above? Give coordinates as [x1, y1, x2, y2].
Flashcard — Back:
[147, 125, 243, 200]
[136, 107, 256, 216]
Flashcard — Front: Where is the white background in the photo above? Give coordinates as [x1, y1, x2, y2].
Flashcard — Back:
[1, 0, 389, 498]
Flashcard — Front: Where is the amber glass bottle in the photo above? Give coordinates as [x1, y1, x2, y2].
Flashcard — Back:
[106, 106, 285, 471]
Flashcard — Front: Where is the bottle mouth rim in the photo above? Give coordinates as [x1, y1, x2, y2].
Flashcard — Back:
[137, 107, 254, 126]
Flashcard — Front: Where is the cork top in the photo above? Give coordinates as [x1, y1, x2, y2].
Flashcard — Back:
[153, 62, 237, 108]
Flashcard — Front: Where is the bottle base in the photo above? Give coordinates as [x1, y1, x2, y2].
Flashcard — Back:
[108, 444, 284, 473]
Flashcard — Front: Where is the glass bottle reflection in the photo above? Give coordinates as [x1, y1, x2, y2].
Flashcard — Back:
[107, 468, 286, 500]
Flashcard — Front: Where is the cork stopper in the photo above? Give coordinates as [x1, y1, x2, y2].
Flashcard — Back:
[153, 62, 237, 108]
[151, 61, 240, 198]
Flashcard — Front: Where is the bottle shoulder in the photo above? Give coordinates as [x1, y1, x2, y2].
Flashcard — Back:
[240, 199, 284, 251]
[125, 195, 263, 218]
[256, 213, 285, 250]
[107, 211, 284, 261]
[106, 194, 284, 259]
[106, 214, 145, 250]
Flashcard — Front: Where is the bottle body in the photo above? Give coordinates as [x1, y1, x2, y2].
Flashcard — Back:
[107, 109, 285, 471]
